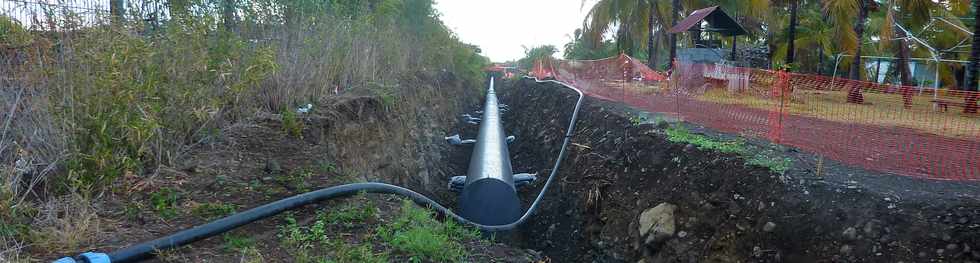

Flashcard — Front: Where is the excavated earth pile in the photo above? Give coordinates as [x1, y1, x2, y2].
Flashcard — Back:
[501, 78, 980, 263]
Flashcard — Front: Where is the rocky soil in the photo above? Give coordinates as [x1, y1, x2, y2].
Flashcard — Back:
[501, 77, 980, 263]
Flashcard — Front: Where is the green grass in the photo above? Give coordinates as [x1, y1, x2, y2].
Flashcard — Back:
[665, 126, 746, 154]
[665, 125, 794, 175]
[275, 197, 479, 263]
[321, 241, 388, 263]
[277, 168, 315, 192]
[323, 201, 377, 227]
[192, 202, 238, 220]
[376, 200, 479, 263]
[223, 233, 257, 253]
[149, 188, 181, 219]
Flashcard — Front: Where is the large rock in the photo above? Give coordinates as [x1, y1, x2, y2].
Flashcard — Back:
[638, 203, 678, 246]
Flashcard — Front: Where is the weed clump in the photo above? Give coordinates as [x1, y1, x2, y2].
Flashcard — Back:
[376, 200, 479, 262]
[665, 125, 793, 175]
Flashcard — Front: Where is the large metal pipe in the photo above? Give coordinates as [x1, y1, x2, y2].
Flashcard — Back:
[458, 77, 522, 225]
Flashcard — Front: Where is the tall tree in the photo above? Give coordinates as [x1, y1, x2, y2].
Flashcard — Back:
[881, 0, 936, 108]
[110, 0, 124, 23]
[785, 0, 799, 69]
[648, 1, 658, 68]
[670, 0, 681, 70]
[965, 0, 980, 113]
[826, 0, 876, 103]
[582, 0, 669, 66]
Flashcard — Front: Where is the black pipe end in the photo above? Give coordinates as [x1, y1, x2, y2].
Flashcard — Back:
[458, 179, 521, 228]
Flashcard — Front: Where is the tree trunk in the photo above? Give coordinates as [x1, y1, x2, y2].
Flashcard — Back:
[818, 48, 824, 74]
[963, 0, 980, 114]
[110, 0, 124, 24]
[785, 0, 799, 70]
[648, 1, 658, 69]
[223, 0, 237, 32]
[847, 0, 869, 104]
[895, 26, 915, 108]
[650, 33, 661, 70]
[669, 0, 680, 70]
[766, 30, 774, 69]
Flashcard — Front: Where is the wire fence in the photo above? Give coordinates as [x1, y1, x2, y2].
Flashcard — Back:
[2, 0, 169, 30]
[532, 56, 980, 181]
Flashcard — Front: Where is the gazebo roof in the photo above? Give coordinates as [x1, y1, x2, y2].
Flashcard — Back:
[668, 6, 747, 36]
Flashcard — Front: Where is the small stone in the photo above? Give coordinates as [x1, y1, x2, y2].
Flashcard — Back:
[763, 222, 776, 232]
[965, 244, 972, 253]
[842, 227, 858, 241]
[919, 251, 928, 258]
[678, 231, 688, 238]
[840, 245, 853, 255]
[684, 144, 696, 152]
[938, 249, 946, 256]
[949, 244, 960, 251]
[943, 233, 953, 242]
[959, 217, 970, 224]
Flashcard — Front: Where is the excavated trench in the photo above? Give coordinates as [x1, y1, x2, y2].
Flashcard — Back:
[495, 78, 980, 263]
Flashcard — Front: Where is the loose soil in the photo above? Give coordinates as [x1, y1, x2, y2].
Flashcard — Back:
[501, 78, 980, 263]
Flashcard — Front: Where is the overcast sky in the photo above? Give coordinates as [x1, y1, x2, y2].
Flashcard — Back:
[434, 0, 598, 62]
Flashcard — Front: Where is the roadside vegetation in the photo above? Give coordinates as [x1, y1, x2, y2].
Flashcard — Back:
[0, 0, 488, 260]
[665, 125, 793, 175]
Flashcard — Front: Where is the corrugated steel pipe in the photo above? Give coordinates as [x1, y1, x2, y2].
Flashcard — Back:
[53, 76, 582, 263]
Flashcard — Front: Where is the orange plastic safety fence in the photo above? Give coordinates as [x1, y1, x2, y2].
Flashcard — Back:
[534, 56, 980, 181]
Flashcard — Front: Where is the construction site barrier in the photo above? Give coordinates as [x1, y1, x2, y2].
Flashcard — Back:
[533, 57, 980, 181]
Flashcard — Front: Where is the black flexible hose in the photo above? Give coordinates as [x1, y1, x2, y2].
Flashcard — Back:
[106, 77, 583, 263]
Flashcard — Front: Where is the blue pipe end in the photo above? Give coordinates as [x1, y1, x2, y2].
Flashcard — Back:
[53, 252, 110, 263]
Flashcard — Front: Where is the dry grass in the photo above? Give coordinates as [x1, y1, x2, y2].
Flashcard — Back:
[698, 87, 980, 139]
[28, 194, 102, 254]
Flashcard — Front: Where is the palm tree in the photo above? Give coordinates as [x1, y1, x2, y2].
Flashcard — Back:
[965, 0, 980, 113]
[582, 0, 672, 68]
[880, 0, 939, 108]
[826, 0, 876, 103]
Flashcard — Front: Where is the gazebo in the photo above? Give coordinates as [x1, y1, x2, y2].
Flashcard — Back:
[668, 6, 748, 61]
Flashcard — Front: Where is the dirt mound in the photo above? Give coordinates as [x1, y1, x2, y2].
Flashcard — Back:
[501, 78, 980, 263]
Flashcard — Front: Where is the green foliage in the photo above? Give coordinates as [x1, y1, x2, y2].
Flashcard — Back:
[277, 198, 385, 263]
[625, 111, 647, 126]
[223, 233, 257, 253]
[49, 14, 278, 191]
[564, 29, 619, 60]
[149, 188, 181, 219]
[665, 126, 746, 154]
[665, 125, 794, 174]
[517, 45, 559, 70]
[281, 109, 304, 139]
[277, 168, 315, 192]
[375, 200, 477, 262]
[0, 15, 32, 48]
[323, 201, 377, 227]
[321, 241, 388, 263]
[746, 150, 794, 175]
[192, 202, 239, 220]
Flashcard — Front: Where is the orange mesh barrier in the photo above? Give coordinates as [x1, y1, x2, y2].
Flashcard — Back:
[533, 57, 980, 181]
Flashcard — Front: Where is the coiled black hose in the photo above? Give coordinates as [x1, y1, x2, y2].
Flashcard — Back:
[103, 77, 583, 263]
